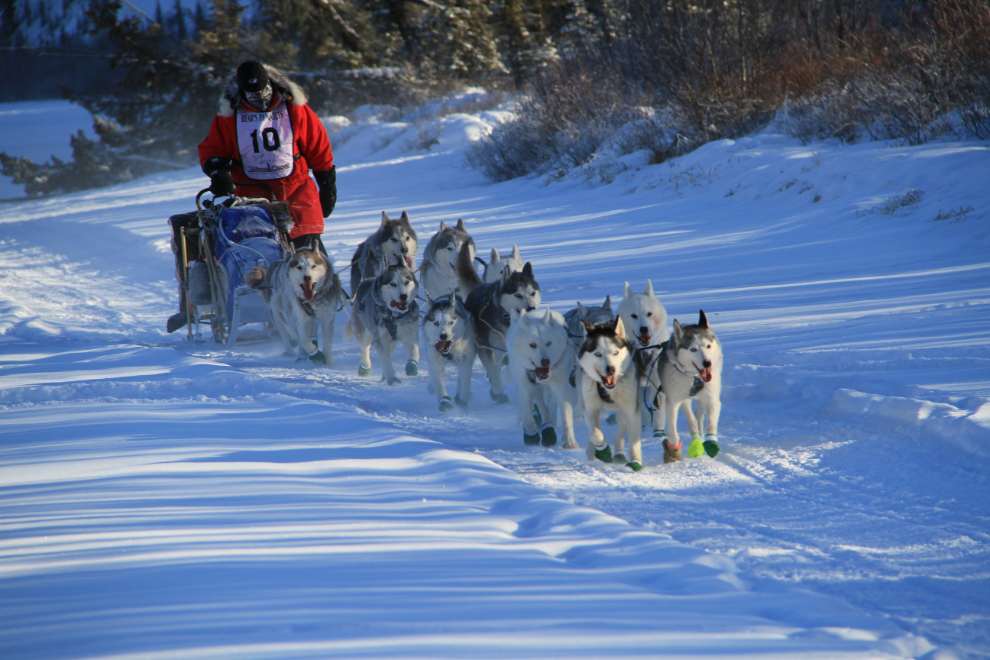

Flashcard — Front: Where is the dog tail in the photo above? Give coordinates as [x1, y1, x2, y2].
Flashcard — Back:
[456, 240, 482, 295]
[245, 266, 266, 290]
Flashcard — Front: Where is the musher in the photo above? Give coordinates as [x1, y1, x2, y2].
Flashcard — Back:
[167, 61, 337, 333]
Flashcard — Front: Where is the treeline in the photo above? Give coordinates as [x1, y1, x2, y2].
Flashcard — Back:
[2, 0, 989, 195]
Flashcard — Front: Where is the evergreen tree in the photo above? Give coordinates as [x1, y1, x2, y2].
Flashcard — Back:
[426, 0, 505, 80]
[173, 0, 187, 39]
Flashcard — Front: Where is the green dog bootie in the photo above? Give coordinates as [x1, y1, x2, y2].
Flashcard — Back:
[490, 389, 510, 404]
[358, 364, 372, 377]
[405, 360, 418, 376]
[688, 434, 705, 458]
[308, 350, 327, 366]
[626, 460, 643, 472]
[386, 376, 402, 386]
[653, 429, 667, 440]
[541, 424, 557, 447]
[439, 396, 454, 412]
[593, 444, 613, 464]
[703, 435, 720, 458]
[524, 430, 541, 446]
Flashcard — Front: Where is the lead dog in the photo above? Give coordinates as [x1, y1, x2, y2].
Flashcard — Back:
[576, 317, 644, 471]
[246, 246, 341, 366]
[506, 308, 578, 449]
[420, 219, 475, 298]
[350, 211, 418, 295]
[456, 242, 541, 403]
[422, 293, 476, 412]
[345, 257, 421, 385]
[617, 280, 669, 437]
[654, 310, 722, 462]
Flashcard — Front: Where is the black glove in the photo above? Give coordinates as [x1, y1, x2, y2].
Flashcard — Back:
[204, 157, 235, 197]
[313, 167, 337, 218]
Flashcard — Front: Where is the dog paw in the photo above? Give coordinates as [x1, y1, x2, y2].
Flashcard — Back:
[703, 437, 720, 458]
[454, 393, 469, 409]
[653, 429, 668, 439]
[524, 431, 541, 446]
[593, 444, 613, 464]
[358, 364, 372, 377]
[540, 424, 557, 447]
[386, 376, 402, 386]
[605, 413, 617, 426]
[405, 360, 418, 376]
[663, 439, 683, 463]
[308, 351, 328, 366]
[490, 390, 510, 404]
[438, 396, 454, 412]
[687, 434, 705, 458]
[625, 460, 643, 472]
[613, 453, 626, 464]
[562, 440, 579, 450]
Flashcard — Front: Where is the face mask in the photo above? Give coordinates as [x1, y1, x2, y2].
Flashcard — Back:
[244, 83, 273, 111]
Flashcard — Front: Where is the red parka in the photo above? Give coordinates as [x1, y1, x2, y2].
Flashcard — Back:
[199, 68, 333, 240]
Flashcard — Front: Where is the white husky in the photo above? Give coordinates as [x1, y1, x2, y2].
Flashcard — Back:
[506, 308, 578, 449]
[482, 245, 524, 283]
[617, 280, 669, 437]
[654, 310, 723, 462]
[422, 293, 476, 412]
[576, 317, 644, 470]
[246, 247, 341, 366]
[420, 219, 475, 298]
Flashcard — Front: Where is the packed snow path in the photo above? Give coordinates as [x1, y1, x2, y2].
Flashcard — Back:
[2, 101, 988, 659]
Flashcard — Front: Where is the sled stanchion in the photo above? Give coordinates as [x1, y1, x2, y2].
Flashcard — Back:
[180, 228, 192, 341]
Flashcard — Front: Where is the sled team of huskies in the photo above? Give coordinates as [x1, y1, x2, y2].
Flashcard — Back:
[245, 211, 723, 472]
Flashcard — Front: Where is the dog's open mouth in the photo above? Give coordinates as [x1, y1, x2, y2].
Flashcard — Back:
[390, 300, 408, 311]
[301, 281, 315, 302]
[534, 366, 550, 380]
[697, 365, 713, 382]
[599, 373, 618, 388]
[637, 334, 651, 347]
[406, 256, 415, 268]
[435, 340, 452, 354]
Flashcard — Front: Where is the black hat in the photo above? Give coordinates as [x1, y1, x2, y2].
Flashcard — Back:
[237, 61, 269, 93]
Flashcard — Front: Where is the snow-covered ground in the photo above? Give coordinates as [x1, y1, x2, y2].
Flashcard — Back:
[1, 95, 988, 659]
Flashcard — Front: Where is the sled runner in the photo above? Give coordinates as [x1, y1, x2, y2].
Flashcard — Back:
[172, 186, 291, 346]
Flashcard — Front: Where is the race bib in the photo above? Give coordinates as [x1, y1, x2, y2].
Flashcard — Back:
[236, 101, 295, 180]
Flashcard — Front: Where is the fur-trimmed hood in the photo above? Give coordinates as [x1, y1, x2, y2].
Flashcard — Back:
[217, 64, 309, 117]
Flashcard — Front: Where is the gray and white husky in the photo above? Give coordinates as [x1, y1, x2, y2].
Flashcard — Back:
[563, 296, 614, 350]
[350, 211, 418, 295]
[480, 245, 524, 284]
[419, 219, 475, 298]
[456, 242, 541, 403]
[246, 247, 341, 366]
[506, 308, 578, 449]
[653, 310, 723, 462]
[344, 257, 421, 385]
[576, 317, 644, 471]
[422, 293, 476, 412]
[617, 280, 669, 436]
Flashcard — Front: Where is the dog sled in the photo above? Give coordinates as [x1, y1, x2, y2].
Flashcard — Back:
[170, 185, 292, 347]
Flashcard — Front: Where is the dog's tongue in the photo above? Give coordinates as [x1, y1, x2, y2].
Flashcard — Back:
[406, 256, 414, 268]
[534, 366, 550, 380]
[435, 340, 451, 353]
[602, 374, 617, 388]
[301, 281, 315, 301]
[699, 366, 713, 382]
